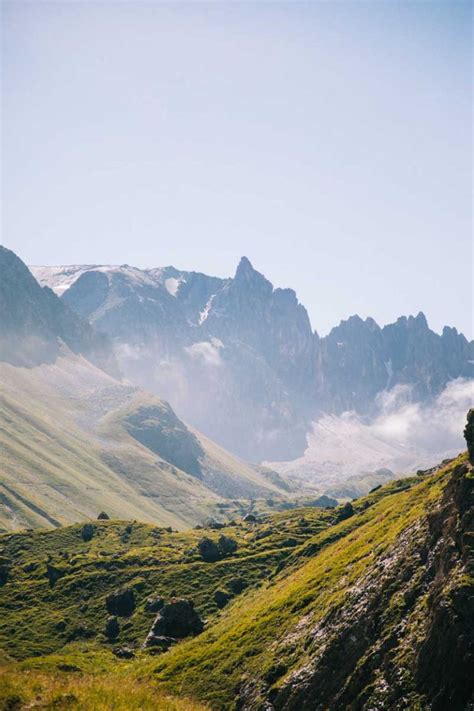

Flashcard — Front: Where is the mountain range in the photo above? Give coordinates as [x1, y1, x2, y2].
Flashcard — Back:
[32, 258, 474, 462]
[0, 247, 288, 530]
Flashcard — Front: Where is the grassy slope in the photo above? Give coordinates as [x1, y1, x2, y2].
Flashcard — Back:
[0, 504, 335, 660]
[1, 456, 469, 710]
[151, 456, 467, 708]
[0, 356, 285, 531]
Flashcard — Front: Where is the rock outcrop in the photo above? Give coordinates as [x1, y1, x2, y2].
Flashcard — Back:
[464, 408, 474, 463]
[105, 587, 136, 617]
[144, 598, 203, 648]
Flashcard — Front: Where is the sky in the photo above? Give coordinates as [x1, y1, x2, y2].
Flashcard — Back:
[1, 0, 472, 338]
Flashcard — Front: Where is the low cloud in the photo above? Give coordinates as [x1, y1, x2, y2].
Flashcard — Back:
[269, 378, 474, 488]
[184, 340, 223, 367]
[370, 379, 474, 452]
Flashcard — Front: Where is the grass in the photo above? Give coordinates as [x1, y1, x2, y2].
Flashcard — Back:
[0, 505, 337, 660]
[0, 666, 207, 710]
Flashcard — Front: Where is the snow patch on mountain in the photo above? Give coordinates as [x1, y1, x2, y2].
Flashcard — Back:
[199, 294, 216, 324]
[165, 276, 185, 297]
[30, 265, 104, 294]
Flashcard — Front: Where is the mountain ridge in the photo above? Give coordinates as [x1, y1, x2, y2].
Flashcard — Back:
[31, 258, 474, 462]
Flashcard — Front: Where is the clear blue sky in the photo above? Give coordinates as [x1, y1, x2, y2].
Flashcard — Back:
[1, 1, 472, 338]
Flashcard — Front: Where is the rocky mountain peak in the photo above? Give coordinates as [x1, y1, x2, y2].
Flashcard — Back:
[232, 256, 273, 294]
[235, 255, 253, 275]
[411, 311, 428, 328]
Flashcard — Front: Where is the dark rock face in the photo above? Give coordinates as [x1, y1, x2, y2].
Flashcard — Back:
[97, 511, 110, 520]
[464, 409, 474, 463]
[144, 598, 203, 647]
[105, 587, 136, 617]
[0, 247, 119, 376]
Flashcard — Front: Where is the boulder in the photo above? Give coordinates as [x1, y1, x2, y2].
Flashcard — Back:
[0, 560, 10, 586]
[97, 511, 110, 520]
[46, 563, 67, 588]
[243, 513, 257, 523]
[81, 523, 94, 542]
[112, 646, 135, 659]
[336, 502, 354, 521]
[218, 535, 237, 557]
[214, 589, 230, 608]
[197, 537, 220, 562]
[143, 634, 174, 651]
[144, 598, 203, 647]
[104, 615, 120, 640]
[197, 535, 238, 561]
[228, 577, 247, 595]
[106, 587, 136, 617]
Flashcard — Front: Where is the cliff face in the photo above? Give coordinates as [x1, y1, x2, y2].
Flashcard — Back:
[267, 460, 473, 711]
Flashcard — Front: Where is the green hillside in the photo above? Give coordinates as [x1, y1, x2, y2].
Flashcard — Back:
[0, 356, 288, 532]
[1, 453, 471, 710]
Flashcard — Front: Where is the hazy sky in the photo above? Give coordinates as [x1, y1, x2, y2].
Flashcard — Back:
[2, 1, 472, 338]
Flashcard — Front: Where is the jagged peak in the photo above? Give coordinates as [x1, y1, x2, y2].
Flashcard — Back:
[234, 256, 260, 281]
[233, 256, 273, 293]
[412, 311, 428, 327]
[333, 314, 381, 332]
